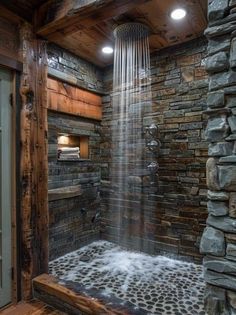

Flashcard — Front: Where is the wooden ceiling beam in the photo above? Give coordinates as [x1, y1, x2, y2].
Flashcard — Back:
[36, 0, 151, 37]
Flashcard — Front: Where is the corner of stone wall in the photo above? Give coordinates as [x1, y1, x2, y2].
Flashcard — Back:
[201, 0, 236, 313]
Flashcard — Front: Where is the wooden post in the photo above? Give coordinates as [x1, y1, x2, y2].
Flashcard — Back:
[19, 23, 48, 300]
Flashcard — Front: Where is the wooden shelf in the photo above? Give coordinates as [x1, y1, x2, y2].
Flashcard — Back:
[57, 159, 90, 162]
[48, 185, 82, 201]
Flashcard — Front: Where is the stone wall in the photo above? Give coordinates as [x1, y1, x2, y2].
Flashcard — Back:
[101, 37, 208, 263]
[48, 111, 101, 260]
[47, 43, 104, 94]
[200, 0, 236, 313]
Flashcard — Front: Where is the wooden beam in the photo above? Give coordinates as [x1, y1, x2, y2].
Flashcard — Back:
[36, 0, 151, 38]
[19, 23, 49, 300]
[33, 274, 149, 315]
[0, 54, 23, 72]
[47, 77, 102, 120]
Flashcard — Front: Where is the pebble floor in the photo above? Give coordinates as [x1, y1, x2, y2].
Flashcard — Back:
[49, 241, 205, 315]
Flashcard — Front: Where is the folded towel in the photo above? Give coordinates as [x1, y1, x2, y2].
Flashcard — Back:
[59, 153, 80, 159]
[59, 147, 80, 154]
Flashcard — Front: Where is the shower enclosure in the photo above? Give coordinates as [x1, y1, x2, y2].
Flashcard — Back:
[45, 22, 207, 315]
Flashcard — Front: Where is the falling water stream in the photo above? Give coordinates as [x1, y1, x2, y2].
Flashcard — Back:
[110, 23, 153, 247]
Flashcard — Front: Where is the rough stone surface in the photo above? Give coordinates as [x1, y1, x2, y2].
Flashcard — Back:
[205, 269, 236, 291]
[206, 158, 220, 191]
[208, 0, 229, 21]
[227, 290, 236, 311]
[229, 192, 236, 217]
[208, 36, 231, 56]
[228, 115, 236, 132]
[219, 155, 236, 163]
[208, 142, 233, 156]
[205, 22, 236, 39]
[205, 116, 229, 141]
[209, 71, 236, 91]
[204, 256, 236, 274]
[206, 52, 229, 73]
[200, 226, 225, 256]
[204, 284, 229, 315]
[207, 200, 229, 216]
[226, 243, 236, 260]
[226, 95, 236, 108]
[204, 0, 236, 311]
[219, 165, 236, 190]
[207, 215, 236, 233]
[207, 91, 225, 108]
[208, 190, 229, 201]
[230, 37, 236, 68]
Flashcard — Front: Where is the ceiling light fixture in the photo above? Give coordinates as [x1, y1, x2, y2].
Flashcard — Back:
[102, 46, 113, 54]
[170, 8, 187, 20]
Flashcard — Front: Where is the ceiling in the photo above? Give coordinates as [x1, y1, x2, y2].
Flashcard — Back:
[2, 0, 208, 68]
[1, 0, 47, 21]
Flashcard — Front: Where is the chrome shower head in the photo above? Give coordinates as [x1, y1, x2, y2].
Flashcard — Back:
[114, 22, 149, 40]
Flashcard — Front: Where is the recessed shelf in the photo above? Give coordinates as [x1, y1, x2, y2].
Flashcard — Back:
[57, 133, 89, 161]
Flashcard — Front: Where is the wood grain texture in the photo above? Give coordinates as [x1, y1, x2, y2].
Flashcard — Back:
[33, 274, 147, 315]
[19, 23, 49, 300]
[0, 6, 22, 63]
[47, 78, 102, 120]
[36, 0, 207, 67]
[0, 300, 66, 315]
[0, 0, 47, 22]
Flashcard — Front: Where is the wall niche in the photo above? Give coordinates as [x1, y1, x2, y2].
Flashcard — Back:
[57, 133, 89, 161]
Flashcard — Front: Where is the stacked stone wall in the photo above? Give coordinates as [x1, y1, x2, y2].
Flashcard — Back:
[48, 112, 101, 260]
[200, 0, 236, 313]
[47, 43, 104, 94]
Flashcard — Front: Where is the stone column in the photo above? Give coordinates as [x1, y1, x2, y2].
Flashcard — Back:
[200, 0, 236, 313]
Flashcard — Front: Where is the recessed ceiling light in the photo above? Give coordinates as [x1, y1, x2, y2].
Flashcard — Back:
[102, 46, 113, 54]
[170, 8, 187, 20]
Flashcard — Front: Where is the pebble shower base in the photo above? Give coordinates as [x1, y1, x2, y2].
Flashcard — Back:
[49, 241, 205, 315]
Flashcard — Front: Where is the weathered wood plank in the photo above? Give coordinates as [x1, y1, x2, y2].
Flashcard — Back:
[33, 274, 148, 315]
[36, 0, 150, 37]
[0, 8, 22, 63]
[47, 78, 102, 106]
[0, 300, 66, 315]
[19, 23, 49, 300]
[48, 84, 102, 120]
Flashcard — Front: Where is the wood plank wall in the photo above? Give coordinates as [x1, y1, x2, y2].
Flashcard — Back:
[47, 77, 102, 120]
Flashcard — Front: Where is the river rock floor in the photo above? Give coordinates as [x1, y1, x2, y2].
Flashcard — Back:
[49, 240, 205, 315]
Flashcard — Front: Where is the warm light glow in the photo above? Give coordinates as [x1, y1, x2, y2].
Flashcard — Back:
[102, 46, 114, 54]
[58, 135, 69, 145]
[170, 8, 186, 20]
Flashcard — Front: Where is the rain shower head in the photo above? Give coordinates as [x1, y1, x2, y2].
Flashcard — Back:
[114, 22, 149, 40]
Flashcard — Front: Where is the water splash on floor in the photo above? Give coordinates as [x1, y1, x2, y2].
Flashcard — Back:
[49, 241, 205, 315]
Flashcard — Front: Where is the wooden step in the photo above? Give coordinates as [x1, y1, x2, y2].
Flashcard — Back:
[0, 300, 67, 315]
[33, 274, 149, 315]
